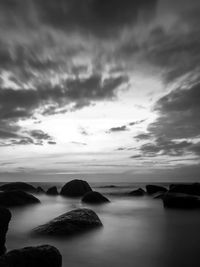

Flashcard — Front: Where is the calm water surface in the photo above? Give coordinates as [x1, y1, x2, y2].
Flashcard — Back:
[6, 183, 200, 267]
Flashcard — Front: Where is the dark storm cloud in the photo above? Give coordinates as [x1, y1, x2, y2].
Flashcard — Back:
[108, 125, 128, 133]
[48, 141, 57, 145]
[34, 0, 157, 37]
[136, 84, 200, 158]
[29, 130, 52, 141]
[140, 139, 193, 157]
[129, 119, 146, 126]
[0, 74, 128, 144]
[130, 155, 142, 159]
[148, 84, 200, 139]
[0, 129, 54, 147]
[135, 133, 152, 140]
[0, 74, 128, 120]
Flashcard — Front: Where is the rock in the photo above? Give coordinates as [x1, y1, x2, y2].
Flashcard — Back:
[33, 208, 102, 236]
[146, 185, 167, 195]
[0, 190, 40, 207]
[82, 191, 110, 204]
[153, 192, 165, 199]
[60, 179, 92, 197]
[0, 208, 11, 256]
[128, 188, 145, 196]
[169, 183, 200, 196]
[0, 245, 62, 267]
[0, 182, 36, 193]
[162, 192, 200, 209]
[36, 186, 45, 193]
[46, 187, 58, 196]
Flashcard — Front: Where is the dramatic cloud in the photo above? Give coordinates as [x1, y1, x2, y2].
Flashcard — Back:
[135, 133, 152, 140]
[108, 125, 128, 133]
[148, 84, 200, 139]
[33, 0, 158, 37]
[135, 84, 200, 158]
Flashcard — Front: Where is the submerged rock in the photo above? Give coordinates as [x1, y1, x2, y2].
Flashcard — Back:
[0, 182, 36, 193]
[169, 183, 200, 196]
[0, 208, 11, 256]
[82, 191, 110, 204]
[128, 188, 145, 196]
[60, 179, 92, 197]
[46, 187, 58, 195]
[146, 185, 167, 195]
[33, 208, 102, 236]
[162, 192, 200, 209]
[0, 245, 62, 267]
[0, 190, 40, 207]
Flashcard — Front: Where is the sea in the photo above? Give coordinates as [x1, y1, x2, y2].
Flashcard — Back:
[4, 181, 200, 267]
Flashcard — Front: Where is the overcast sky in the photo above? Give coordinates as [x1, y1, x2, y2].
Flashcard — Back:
[0, 0, 200, 182]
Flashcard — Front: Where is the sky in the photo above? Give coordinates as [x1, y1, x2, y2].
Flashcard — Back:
[0, 0, 200, 182]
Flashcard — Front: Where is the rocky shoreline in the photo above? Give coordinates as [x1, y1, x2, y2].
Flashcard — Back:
[1, 180, 200, 266]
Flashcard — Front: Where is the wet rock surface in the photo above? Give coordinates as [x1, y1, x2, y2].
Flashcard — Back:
[60, 179, 92, 197]
[0, 182, 36, 193]
[128, 188, 145, 196]
[0, 190, 40, 207]
[46, 186, 58, 195]
[82, 191, 110, 204]
[33, 208, 103, 236]
[162, 192, 200, 209]
[146, 185, 167, 195]
[0, 245, 62, 267]
[0, 208, 11, 256]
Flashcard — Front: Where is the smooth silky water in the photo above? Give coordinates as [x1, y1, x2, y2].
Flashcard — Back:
[6, 184, 200, 267]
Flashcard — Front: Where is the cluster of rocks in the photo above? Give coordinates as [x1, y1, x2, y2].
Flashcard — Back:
[128, 183, 200, 209]
[0, 179, 107, 266]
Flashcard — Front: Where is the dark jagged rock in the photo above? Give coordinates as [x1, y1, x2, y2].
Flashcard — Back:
[0, 208, 11, 256]
[146, 185, 167, 195]
[82, 191, 110, 204]
[128, 188, 145, 196]
[169, 183, 200, 196]
[0, 245, 62, 267]
[36, 186, 45, 193]
[46, 187, 58, 196]
[0, 182, 36, 193]
[33, 208, 102, 236]
[0, 190, 40, 207]
[60, 179, 92, 197]
[162, 192, 200, 209]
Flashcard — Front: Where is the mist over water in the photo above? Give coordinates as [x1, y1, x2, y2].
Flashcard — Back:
[5, 183, 200, 267]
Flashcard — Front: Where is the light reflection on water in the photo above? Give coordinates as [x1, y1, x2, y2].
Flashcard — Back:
[6, 194, 200, 267]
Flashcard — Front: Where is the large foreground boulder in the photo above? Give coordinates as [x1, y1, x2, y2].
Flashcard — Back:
[82, 191, 110, 204]
[0, 208, 11, 256]
[33, 208, 102, 236]
[0, 190, 40, 207]
[0, 182, 36, 193]
[46, 187, 58, 196]
[146, 185, 167, 195]
[128, 188, 145, 196]
[0, 245, 62, 267]
[60, 179, 92, 197]
[162, 192, 200, 209]
[169, 183, 200, 196]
